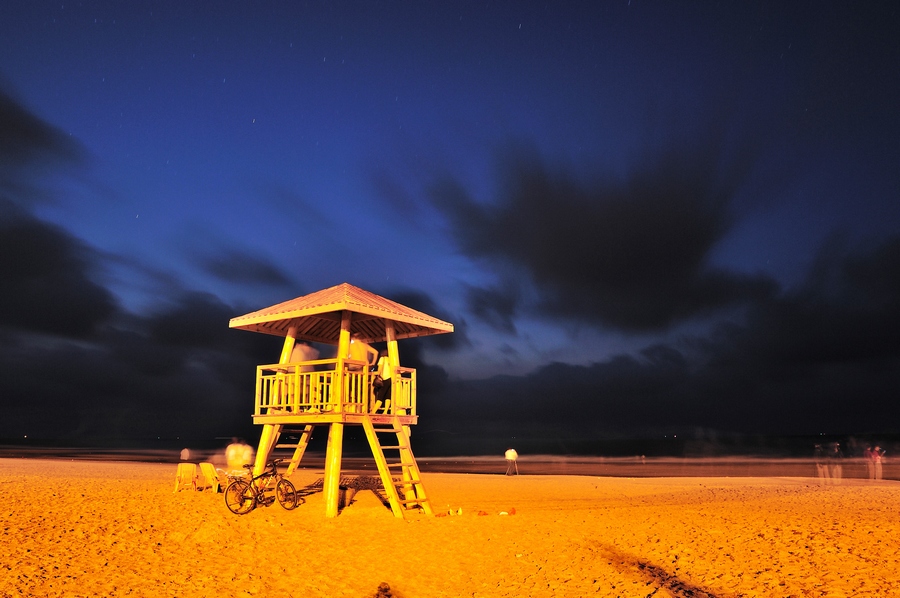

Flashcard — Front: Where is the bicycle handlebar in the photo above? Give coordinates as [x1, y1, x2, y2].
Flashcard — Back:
[242, 459, 285, 469]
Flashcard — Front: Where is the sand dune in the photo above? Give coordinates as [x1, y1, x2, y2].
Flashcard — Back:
[2, 458, 898, 597]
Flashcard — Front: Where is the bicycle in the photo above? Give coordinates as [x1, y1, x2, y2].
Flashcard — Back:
[224, 459, 299, 515]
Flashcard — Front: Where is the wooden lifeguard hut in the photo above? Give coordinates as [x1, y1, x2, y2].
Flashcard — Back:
[228, 282, 453, 518]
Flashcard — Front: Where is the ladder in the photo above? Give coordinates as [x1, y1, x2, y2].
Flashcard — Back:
[275, 425, 315, 477]
[362, 416, 434, 518]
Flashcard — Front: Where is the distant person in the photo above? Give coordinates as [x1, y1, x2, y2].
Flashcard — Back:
[226, 437, 254, 472]
[179, 448, 191, 461]
[865, 445, 877, 480]
[872, 445, 885, 481]
[814, 443, 828, 483]
[374, 350, 392, 413]
[505, 448, 519, 476]
[828, 442, 843, 484]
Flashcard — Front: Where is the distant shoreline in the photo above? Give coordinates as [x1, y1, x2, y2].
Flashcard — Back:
[1, 445, 895, 481]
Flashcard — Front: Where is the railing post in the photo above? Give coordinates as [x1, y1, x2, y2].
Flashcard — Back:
[410, 368, 417, 416]
[255, 365, 264, 416]
[334, 311, 352, 413]
[279, 324, 298, 364]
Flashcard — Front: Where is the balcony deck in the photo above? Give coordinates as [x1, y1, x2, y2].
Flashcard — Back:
[251, 358, 417, 426]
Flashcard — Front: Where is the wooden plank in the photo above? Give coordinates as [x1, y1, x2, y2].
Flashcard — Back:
[362, 417, 404, 518]
[285, 424, 315, 478]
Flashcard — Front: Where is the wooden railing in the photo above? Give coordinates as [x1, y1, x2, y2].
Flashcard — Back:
[254, 359, 417, 417]
[391, 366, 416, 417]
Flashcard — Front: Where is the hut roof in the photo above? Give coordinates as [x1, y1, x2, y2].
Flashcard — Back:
[229, 282, 454, 344]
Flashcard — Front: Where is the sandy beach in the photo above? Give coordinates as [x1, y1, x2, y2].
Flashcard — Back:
[2, 458, 898, 597]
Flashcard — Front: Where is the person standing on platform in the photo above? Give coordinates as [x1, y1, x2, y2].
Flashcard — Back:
[290, 341, 319, 371]
[374, 350, 393, 413]
[347, 334, 377, 370]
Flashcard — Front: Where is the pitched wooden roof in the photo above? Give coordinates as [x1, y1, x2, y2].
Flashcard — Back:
[229, 282, 454, 344]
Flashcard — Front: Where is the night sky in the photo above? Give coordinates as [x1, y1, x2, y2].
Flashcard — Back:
[2, 2, 899, 454]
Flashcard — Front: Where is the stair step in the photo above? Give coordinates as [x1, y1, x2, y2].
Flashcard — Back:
[274, 444, 297, 449]
[363, 417, 431, 519]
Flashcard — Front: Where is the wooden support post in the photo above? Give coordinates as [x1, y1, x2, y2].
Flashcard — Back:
[253, 324, 297, 476]
[279, 324, 299, 364]
[385, 321, 398, 415]
[323, 422, 344, 518]
[322, 312, 352, 517]
[385, 321, 399, 369]
[253, 423, 281, 476]
[335, 311, 352, 414]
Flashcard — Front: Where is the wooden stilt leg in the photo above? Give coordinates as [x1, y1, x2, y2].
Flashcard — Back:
[253, 423, 281, 476]
[323, 423, 344, 518]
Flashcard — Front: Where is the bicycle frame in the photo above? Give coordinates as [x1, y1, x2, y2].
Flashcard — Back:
[224, 459, 298, 515]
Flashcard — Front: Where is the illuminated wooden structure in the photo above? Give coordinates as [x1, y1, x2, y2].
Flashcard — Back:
[229, 283, 453, 518]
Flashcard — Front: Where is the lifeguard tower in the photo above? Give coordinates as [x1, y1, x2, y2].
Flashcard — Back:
[228, 283, 453, 518]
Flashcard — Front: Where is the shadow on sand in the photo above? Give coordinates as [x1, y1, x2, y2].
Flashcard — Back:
[293, 475, 392, 513]
[600, 544, 722, 598]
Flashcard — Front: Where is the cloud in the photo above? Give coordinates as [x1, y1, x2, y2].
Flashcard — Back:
[713, 234, 900, 370]
[420, 234, 900, 451]
[0, 285, 281, 443]
[260, 182, 334, 229]
[0, 87, 85, 168]
[0, 115, 452, 443]
[176, 223, 294, 290]
[0, 87, 281, 443]
[0, 88, 115, 338]
[463, 281, 520, 334]
[0, 86, 88, 206]
[0, 199, 118, 338]
[148, 291, 245, 350]
[382, 287, 470, 352]
[194, 246, 293, 288]
[0, 199, 283, 441]
[432, 136, 778, 332]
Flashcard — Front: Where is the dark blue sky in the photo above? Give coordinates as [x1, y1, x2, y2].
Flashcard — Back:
[2, 2, 899, 452]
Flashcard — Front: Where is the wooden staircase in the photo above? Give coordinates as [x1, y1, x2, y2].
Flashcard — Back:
[271, 419, 433, 519]
[362, 416, 434, 518]
[276, 425, 315, 477]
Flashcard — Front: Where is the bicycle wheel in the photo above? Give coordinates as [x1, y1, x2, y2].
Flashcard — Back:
[275, 478, 298, 510]
[225, 479, 256, 515]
